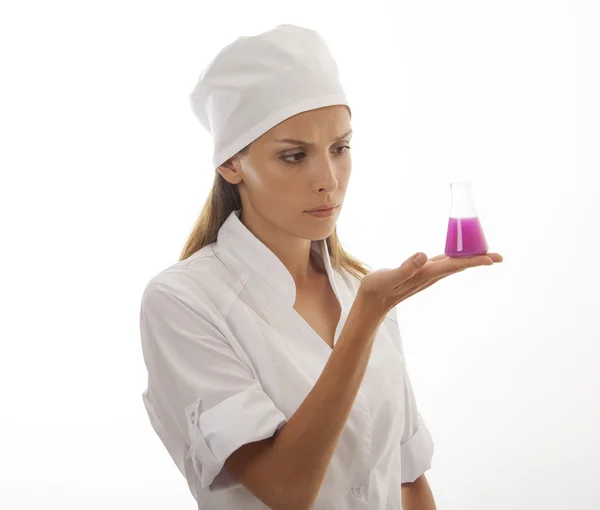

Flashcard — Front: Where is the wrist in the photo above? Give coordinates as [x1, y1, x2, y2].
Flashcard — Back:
[353, 289, 388, 326]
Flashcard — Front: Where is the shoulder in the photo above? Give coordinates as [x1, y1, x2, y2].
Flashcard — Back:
[140, 243, 242, 321]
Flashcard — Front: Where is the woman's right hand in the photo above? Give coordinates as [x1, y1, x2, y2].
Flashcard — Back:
[358, 251, 504, 316]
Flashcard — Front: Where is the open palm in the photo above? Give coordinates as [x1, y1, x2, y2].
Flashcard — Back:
[359, 252, 504, 313]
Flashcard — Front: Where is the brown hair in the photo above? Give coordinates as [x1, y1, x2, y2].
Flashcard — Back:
[179, 145, 371, 281]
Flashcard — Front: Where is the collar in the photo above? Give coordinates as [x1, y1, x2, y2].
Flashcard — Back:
[213, 209, 340, 307]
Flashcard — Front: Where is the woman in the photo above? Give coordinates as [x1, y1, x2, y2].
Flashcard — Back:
[139, 24, 503, 510]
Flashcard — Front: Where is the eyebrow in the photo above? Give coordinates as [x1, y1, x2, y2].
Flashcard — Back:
[274, 129, 353, 146]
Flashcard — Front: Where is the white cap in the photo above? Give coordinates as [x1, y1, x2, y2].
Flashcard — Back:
[189, 24, 351, 170]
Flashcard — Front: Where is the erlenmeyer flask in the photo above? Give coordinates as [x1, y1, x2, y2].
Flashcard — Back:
[444, 181, 489, 257]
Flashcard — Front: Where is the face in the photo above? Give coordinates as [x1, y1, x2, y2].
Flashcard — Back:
[217, 105, 352, 241]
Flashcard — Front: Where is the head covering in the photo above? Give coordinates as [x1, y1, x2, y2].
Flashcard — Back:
[189, 24, 351, 170]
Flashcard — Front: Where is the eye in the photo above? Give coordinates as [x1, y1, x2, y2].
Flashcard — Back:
[280, 146, 352, 165]
[281, 151, 307, 164]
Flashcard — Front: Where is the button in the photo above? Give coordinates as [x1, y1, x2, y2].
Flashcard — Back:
[350, 486, 366, 498]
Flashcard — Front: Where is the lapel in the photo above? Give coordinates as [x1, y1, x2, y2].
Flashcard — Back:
[213, 209, 353, 355]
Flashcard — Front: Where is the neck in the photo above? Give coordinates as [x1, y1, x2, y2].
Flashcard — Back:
[240, 210, 323, 288]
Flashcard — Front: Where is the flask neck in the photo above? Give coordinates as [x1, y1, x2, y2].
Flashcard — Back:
[449, 182, 478, 218]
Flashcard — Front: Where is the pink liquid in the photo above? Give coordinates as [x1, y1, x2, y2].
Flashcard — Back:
[445, 217, 489, 257]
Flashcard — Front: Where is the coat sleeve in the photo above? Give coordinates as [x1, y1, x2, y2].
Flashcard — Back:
[399, 364, 435, 483]
[139, 278, 287, 491]
[385, 307, 435, 484]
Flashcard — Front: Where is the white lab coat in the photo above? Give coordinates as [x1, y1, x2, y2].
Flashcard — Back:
[139, 209, 434, 509]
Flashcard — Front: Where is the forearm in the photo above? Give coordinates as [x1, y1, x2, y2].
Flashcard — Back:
[272, 292, 384, 503]
[401, 474, 437, 510]
[231, 291, 385, 509]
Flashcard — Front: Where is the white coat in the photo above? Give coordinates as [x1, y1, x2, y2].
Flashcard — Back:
[139, 209, 434, 509]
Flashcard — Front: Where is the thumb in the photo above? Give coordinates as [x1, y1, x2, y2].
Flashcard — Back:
[412, 253, 428, 267]
[393, 252, 427, 280]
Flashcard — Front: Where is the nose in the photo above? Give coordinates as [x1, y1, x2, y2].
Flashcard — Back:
[312, 157, 339, 194]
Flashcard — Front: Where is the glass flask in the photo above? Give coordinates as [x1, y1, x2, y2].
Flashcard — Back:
[444, 181, 489, 257]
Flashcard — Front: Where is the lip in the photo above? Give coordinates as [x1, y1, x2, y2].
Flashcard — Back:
[304, 205, 339, 218]
[304, 204, 339, 213]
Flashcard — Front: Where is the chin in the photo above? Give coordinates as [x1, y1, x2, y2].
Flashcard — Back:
[300, 221, 337, 241]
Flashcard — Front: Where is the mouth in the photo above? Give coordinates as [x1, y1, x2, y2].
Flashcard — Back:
[304, 204, 339, 213]
[304, 205, 339, 217]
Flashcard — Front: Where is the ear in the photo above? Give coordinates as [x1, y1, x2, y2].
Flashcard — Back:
[216, 156, 243, 185]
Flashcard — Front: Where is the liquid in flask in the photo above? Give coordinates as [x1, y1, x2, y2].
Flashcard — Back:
[444, 181, 489, 257]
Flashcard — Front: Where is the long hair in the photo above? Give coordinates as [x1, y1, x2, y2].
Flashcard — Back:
[179, 146, 371, 281]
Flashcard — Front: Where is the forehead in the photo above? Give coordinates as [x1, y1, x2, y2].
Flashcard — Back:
[266, 105, 351, 138]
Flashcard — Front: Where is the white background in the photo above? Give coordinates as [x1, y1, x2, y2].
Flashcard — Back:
[1, 1, 598, 508]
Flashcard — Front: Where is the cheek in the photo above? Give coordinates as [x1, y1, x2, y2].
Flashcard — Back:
[336, 164, 351, 189]
[248, 167, 297, 205]
[255, 168, 289, 192]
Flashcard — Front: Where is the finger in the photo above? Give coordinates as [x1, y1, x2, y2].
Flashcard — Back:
[422, 258, 470, 279]
[452, 252, 502, 264]
[429, 252, 503, 264]
[401, 251, 502, 291]
[407, 253, 496, 298]
[403, 252, 501, 301]
[419, 254, 488, 280]
[392, 252, 428, 281]
[401, 253, 487, 298]
[485, 252, 503, 263]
